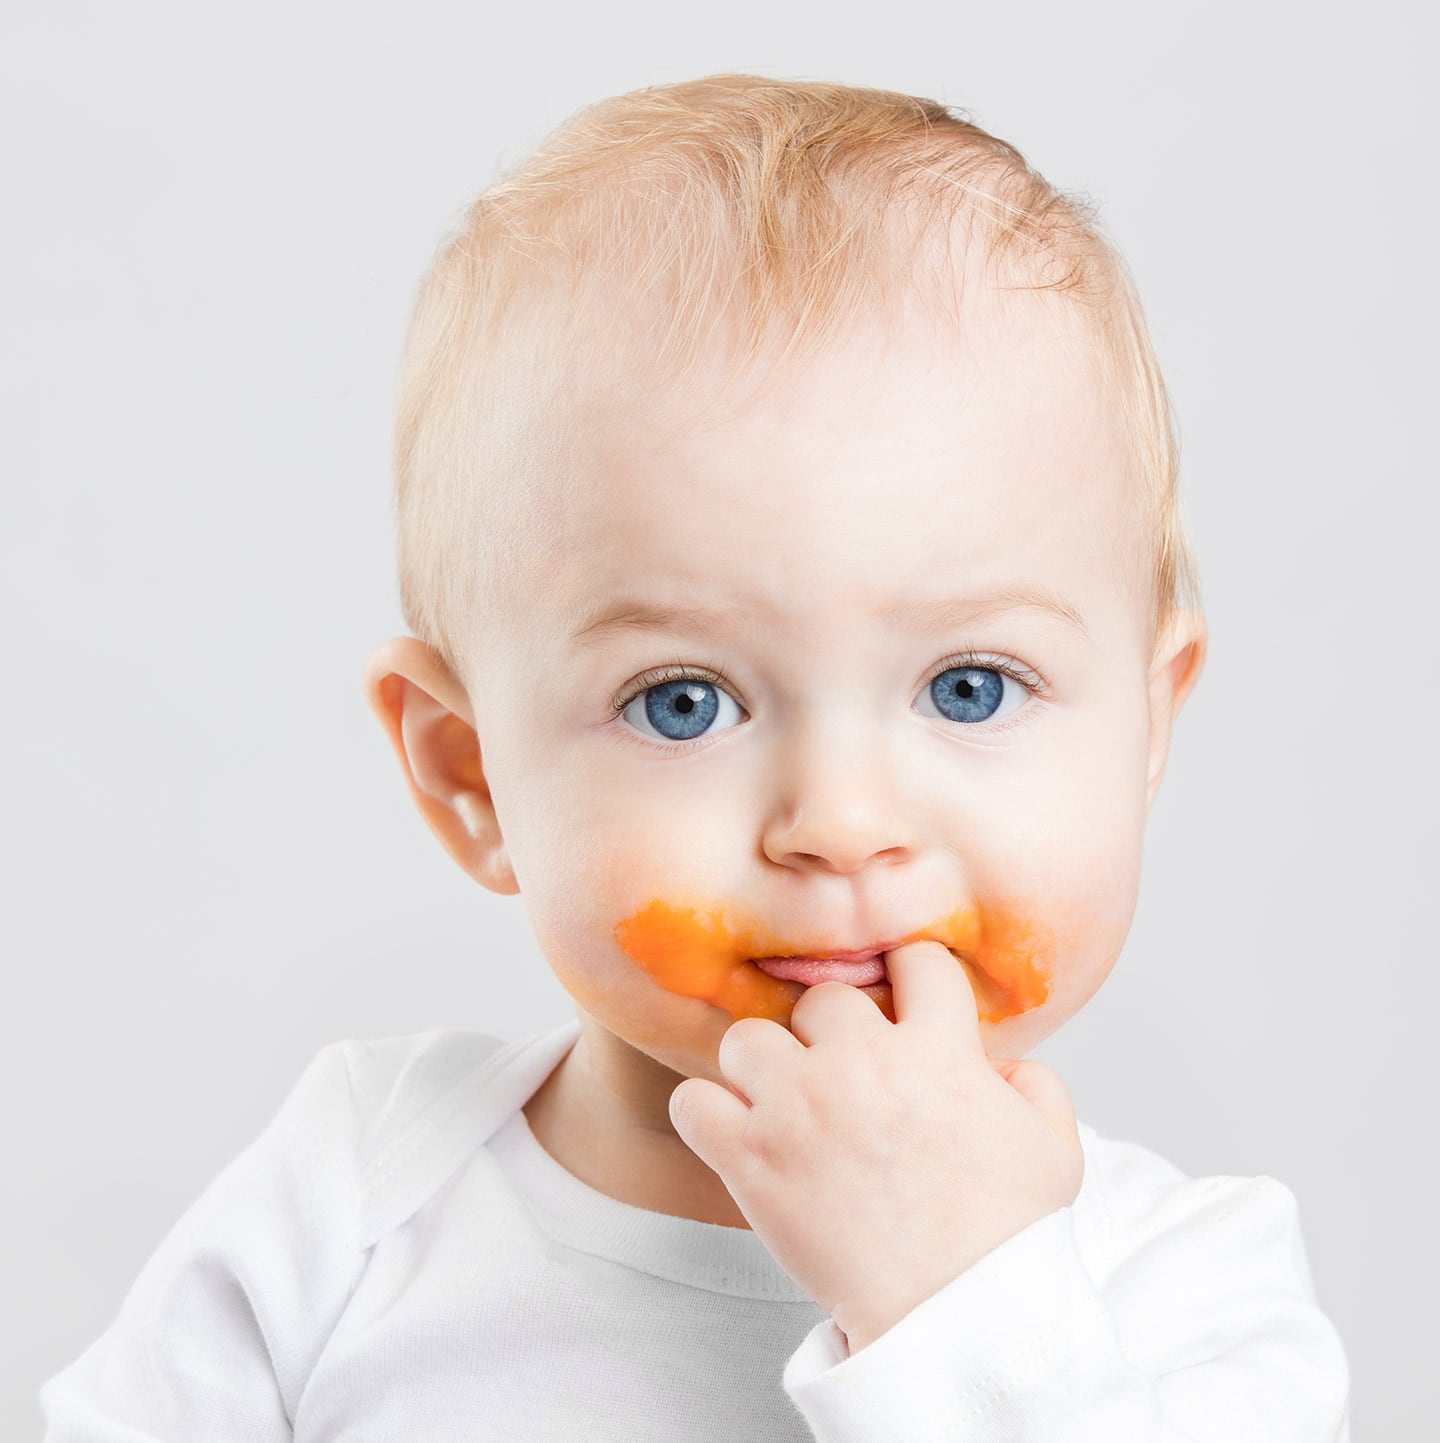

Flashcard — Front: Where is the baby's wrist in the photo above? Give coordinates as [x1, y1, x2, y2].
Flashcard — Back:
[832, 1260, 966, 1354]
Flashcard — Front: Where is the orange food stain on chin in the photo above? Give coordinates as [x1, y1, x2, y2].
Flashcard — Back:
[612, 898, 1052, 1026]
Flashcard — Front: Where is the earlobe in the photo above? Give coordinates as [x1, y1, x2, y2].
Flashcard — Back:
[1145, 608, 1208, 812]
[362, 637, 520, 895]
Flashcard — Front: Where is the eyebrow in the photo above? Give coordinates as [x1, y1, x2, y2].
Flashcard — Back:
[569, 583, 1088, 647]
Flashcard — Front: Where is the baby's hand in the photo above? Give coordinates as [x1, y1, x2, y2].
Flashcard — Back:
[668, 941, 1084, 1352]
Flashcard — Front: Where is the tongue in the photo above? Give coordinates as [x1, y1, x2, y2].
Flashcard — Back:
[752, 954, 888, 986]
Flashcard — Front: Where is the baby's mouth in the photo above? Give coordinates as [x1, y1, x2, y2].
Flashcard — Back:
[750, 952, 889, 987]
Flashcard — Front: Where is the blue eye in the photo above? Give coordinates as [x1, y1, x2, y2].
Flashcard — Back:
[918, 664, 1027, 725]
[615, 654, 1038, 749]
[619, 675, 746, 743]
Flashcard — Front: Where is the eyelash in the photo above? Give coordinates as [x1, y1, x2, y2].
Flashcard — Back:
[611, 658, 743, 715]
[609, 652, 1049, 751]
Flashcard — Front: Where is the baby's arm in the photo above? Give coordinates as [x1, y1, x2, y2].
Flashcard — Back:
[671, 942, 1351, 1441]
[781, 1164, 1351, 1441]
[40, 1044, 368, 1441]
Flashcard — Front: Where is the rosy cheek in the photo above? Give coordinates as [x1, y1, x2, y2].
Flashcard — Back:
[611, 897, 1061, 1025]
[960, 903, 1057, 1021]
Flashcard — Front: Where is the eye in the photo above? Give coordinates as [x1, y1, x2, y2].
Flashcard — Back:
[916, 660, 1033, 726]
[617, 668, 747, 745]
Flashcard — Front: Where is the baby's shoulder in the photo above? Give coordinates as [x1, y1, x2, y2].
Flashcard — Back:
[330, 1028, 513, 1156]
[248, 1028, 514, 1215]
[291, 1021, 578, 1246]
[1071, 1118, 1310, 1289]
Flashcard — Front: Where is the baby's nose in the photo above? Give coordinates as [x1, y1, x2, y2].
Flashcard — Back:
[759, 728, 921, 874]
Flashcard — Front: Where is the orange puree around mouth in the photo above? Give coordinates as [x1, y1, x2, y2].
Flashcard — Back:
[612, 898, 1052, 1025]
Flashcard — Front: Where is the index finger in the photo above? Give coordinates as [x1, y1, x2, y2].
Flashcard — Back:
[884, 940, 982, 1042]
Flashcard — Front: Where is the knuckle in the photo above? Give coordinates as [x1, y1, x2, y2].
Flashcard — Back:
[719, 1016, 769, 1063]
[725, 1015, 768, 1047]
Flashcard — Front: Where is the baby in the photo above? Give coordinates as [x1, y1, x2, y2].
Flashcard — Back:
[42, 74, 1352, 1439]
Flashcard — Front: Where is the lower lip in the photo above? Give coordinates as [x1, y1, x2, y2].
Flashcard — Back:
[752, 954, 888, 987]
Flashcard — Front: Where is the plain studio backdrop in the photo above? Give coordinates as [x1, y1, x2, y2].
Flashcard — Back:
[3, 1, 1433, 1434]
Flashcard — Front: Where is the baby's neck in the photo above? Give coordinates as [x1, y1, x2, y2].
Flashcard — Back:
[521, 1029, 752, 1230]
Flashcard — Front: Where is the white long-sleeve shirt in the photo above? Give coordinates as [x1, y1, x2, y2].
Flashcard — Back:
[40, 1018, 1352, 1440]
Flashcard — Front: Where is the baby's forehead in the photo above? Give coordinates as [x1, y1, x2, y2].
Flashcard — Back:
[576, 278, 1103, 456]
[493, 291, 1151, 647]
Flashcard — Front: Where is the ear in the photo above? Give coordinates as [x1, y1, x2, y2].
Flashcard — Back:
[362, 637, 519, 895]
[1145, 607, 1207, 814]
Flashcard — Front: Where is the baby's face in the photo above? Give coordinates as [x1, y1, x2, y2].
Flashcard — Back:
[467, 293, 1194, 1089]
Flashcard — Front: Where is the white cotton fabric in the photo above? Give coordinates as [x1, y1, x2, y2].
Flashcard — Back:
[40, 1019, 1352, 1441]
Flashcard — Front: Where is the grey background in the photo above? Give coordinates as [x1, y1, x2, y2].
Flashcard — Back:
[3, 1, 1433, 1434]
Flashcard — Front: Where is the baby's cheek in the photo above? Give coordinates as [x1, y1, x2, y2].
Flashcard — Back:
[982, 904, 1134, 1057]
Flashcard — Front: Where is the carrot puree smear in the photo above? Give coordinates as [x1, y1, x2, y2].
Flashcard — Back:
[613, 898, 1052, 1026]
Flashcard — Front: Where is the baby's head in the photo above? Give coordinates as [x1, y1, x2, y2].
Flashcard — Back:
[365, 74, 1206, 1091]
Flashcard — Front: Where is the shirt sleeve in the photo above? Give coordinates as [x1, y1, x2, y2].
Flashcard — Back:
[781, 1175, 1352, 1442]
[39, 1042, 370, 1442]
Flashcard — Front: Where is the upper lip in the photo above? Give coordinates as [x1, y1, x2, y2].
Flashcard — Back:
[756, 939, 907, 961]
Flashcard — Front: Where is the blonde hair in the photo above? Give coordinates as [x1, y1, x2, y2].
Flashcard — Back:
[393, 73, 1201, 689]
